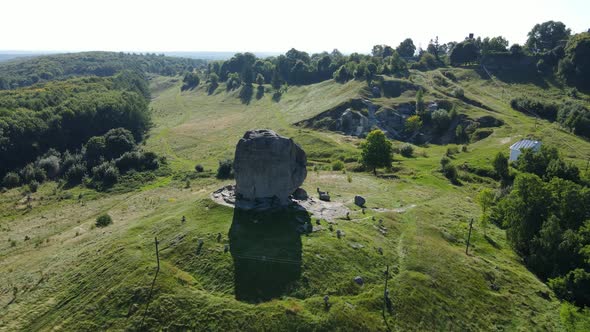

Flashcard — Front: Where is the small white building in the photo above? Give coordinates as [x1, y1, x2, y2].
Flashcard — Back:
[509, 139, 542, 162]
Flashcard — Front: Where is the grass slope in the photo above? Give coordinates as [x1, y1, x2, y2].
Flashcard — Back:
[1, 71, 589, 331]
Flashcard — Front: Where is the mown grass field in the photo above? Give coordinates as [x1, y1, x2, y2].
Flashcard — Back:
[1, 68, 589, 331]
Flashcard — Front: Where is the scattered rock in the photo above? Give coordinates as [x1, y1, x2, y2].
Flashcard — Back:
[536, 290, 551, 300]
[317, 188, 331, 202]
[234, 129, 307, 209]
[354, 195, 366, 207]
[292, 188, 308, 200]
[353, 276, 364, 286]
[490, 283, 500, 291]
[336, 229, 343, 238]
[349, 242, 364, 249]
[312, 225, 325, 232]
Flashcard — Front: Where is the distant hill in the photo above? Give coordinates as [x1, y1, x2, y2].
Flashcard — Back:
[164, 51, 280, 60]
[0, 51, 206, 89]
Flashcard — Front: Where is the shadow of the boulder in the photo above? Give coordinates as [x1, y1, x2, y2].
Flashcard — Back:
[229, 207, 310, 303]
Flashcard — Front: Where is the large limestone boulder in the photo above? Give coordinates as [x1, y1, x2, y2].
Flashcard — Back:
[234, 129, 307, 209]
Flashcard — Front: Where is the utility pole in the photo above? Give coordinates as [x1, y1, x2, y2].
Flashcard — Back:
[382, 265, 392, 332]
[155, 237, 160, 271]
[140, 237, 160, 328]
[466, 218, 474, 255]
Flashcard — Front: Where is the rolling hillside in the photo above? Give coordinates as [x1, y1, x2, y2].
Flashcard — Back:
[1, 67, 589, 331]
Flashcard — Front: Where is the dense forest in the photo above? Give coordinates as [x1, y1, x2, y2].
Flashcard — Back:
[488, 147, 590, 307]
[0, 51, 205, 89]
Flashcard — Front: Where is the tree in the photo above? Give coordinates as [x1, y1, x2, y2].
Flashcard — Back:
[450, 41, 480, 66]
[104, 128, 136, 160]
[493, 152, 509, 182]
[182, 72, 200, 89]
[271, 69, 282, 90]
[526, 21, 571, 53]
[2, 172, 20, 188]
[371, 45, 384, 58]
[255, 73, 265, 86]
[558, 32, 590, 88]
[504, 173, 550, 256]
[427, 36, 442, 60]
[361, 130, 393, 175]
[477, 188, 495, 235]
[431, 109, 450, 132]
[481, 36, 509, 54]
[333, 65, 351, 83]
[404, 115, 423, 134]
[397, 38, 416, 58]
[216, 159, 233, 179]
[510, 44, 525, 56]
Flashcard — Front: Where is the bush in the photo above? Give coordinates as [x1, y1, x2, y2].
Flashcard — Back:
[216, 159, 233, 179]
[452, 87, 464, 98]
[115, 151, 159, 173]
[331, 160, 345, 171]
[2, 172, 20, 188]
[510, 97, 558, 121]
[28, 180, 39, 193]
[195, 164, 204, 172]
[440, 156, 451, 167]
[400, 144, 414, 157]
[95, 213, 113, 228]
[92, 162, 120, 186]
[442, 163, 459, 184]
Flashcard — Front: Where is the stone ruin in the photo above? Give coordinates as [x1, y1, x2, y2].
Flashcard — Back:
[233, 129, 307, 210]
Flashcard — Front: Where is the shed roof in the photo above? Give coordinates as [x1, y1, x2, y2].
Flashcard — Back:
[510, 139, 541, 150]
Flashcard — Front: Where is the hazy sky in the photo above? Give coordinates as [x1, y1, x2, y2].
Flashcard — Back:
[2, 0, 589, 54]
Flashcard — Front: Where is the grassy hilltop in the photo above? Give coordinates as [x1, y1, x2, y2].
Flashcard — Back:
[1, 65, 590, 331]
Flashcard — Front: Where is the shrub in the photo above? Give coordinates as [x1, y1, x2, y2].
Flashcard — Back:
[440, 156, 451, 167]
[2, 172, 20, 188]
[442, 163, 458, 183]
[95, 213, 113, 228]
[331, 160, 345, 171]
[510, 97, 558, 121]
[92, 162, 120, 185]
[195, 164, 204, 172]
[115, 151, 159, 173]
[400, 144, 414, 157]
[452, 87, 464, 98]
[28, 181, 39, 193]
[216, 159, 233, 179]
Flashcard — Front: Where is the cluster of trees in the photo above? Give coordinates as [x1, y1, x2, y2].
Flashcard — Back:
[510, 97, 590, 139]
[487, 146, 590, 306]
[2, 127, 161, 190]
[0, 51, 205, 90]
[0, 72, 152, 180]
[204, 44, 415, 91]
